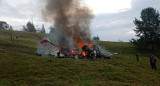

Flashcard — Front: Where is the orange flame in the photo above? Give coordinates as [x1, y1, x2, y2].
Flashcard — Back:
[57, 40, 93, 57]
[82, 51, 86, 56]
[74, 40, 93, 56]
[71, 49, 79, 54]
[74, 40, 93, 48]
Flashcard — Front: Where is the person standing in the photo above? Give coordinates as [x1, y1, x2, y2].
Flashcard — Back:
[136, 52, 139, 62]
[151, 54, 158, 70]
[149, 53, 153, 68]
[149, 53, 158, 70]
[10, 35, 13, 41]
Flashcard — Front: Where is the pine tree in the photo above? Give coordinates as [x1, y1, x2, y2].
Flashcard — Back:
[40, 24, 46, 33]
[130, 7, 160, 50]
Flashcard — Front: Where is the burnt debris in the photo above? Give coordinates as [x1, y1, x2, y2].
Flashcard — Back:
[36, 39, 112, 59]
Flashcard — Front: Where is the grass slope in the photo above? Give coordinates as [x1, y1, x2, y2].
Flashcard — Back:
[0, 29, 160, 86]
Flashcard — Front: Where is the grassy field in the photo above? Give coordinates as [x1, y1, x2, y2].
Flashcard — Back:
[0, 29, 160, 86]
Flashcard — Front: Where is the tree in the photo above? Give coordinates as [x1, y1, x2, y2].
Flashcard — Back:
[130, 7, 160, 50]
[40, 25, 46, 33]
[0, 21, 9, 29]
[23, 26, 28, 32]
[8, 25, 13, 30]
[93, 35, 100, 41]
[23, 21, 36, 32]
[49, 26, 55, 34]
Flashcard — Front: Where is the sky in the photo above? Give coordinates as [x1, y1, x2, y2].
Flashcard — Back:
[0, 0, 160, 42]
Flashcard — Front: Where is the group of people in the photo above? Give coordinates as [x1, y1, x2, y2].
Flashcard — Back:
[136, 52, 158, 70]
[10, 35, 18, 41]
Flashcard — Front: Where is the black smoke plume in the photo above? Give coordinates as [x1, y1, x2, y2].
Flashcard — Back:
[43, 0, 93, 47]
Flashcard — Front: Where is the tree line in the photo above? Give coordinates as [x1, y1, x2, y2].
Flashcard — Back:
[22, 21, 46, 33]
[0, 21, 46, 34]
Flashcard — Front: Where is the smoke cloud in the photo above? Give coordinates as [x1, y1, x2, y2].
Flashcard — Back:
[43, 0, 93, 47]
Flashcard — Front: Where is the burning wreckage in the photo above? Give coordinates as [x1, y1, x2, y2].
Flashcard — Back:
[36, 37, 112, 59]
[37, 0, 113, 59]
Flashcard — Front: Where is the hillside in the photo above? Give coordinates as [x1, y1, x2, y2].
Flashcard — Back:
[0, 29, 160, 86]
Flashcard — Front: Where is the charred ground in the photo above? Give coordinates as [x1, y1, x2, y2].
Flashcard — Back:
[0, 29, 160, 86]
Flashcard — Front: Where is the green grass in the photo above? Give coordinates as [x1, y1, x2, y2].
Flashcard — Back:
[0, 29, 160, 86]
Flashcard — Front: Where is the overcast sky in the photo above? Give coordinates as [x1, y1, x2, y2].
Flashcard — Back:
[0, 0, 160, 42]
